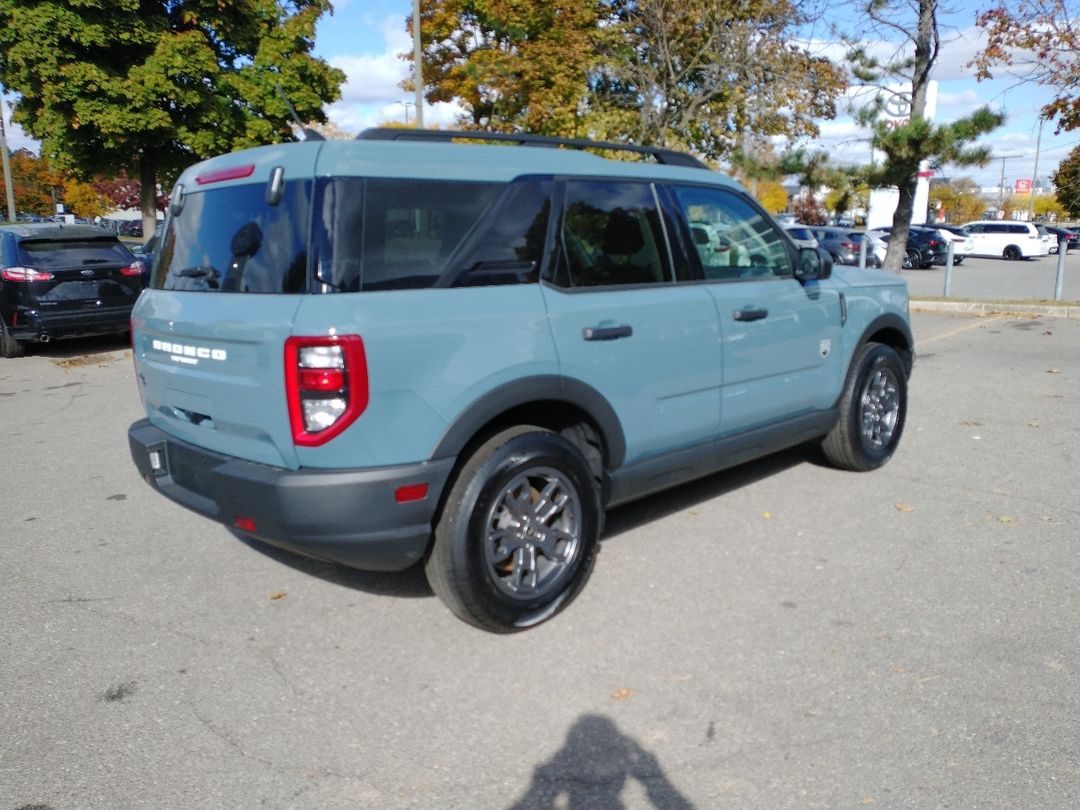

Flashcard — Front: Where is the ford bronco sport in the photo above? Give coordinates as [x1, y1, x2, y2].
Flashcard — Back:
[128, 129, 913, 632]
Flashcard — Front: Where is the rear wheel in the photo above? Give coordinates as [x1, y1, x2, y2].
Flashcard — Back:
[0, 320, 24, 359]
[426, 426, 601, 632]
[1003, 245, 1023, 260]
[821, 343, 907, 472]
[902, 248, 920, 270]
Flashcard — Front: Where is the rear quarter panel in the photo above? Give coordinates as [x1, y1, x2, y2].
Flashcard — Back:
[290, 285, 557, 469]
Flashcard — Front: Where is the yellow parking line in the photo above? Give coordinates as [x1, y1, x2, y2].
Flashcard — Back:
[918, 315, 1006, 346]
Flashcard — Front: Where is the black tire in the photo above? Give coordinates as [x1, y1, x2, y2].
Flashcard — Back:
[902, 248, 920, 270]
[0, 320, 24, 359]
[1003, 245, 1023, 260]
[953, 257, 963, 265]
[425, 426, 601, 632]
[821, 343, 907, 472]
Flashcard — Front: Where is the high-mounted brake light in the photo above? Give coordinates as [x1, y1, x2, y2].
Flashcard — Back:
[2, 267, 54, 282]
[284, 336, 368, 446]
[195, 164, 256, 185]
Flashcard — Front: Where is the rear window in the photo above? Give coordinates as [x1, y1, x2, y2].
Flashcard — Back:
[156, 181, 312, 292]
[17, 238, 133, 268]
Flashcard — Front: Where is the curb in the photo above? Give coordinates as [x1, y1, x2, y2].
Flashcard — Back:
[911, 298, 1080, 319]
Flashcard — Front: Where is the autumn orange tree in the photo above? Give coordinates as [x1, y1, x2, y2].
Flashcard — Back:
[928, 177, 986, 223]
[973, 1, 1080, 132]
[414, 0, 607, 136]
[0, 149, 63, 215]
[409, 0, 847, 162]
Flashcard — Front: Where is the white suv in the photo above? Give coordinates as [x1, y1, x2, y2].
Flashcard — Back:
[962, 221, 1050, 260]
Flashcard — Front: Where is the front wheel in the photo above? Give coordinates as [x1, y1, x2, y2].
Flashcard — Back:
[426, 427, 601, 632]
[821, 343, 907, 472]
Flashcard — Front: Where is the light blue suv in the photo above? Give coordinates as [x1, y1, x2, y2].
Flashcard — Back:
[128, 129, 914, 632]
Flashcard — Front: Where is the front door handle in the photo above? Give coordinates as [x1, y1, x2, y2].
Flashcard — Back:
[583, 325, 633, 341]
[733, 308, 768, 322]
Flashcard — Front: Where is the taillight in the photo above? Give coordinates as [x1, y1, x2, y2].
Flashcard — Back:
[284, 336, 368, 446]
[1, 266, 54, 282]
[927, 240, 941, 247]
[120, 261, 145, 277]
[841, 241, 857, 250]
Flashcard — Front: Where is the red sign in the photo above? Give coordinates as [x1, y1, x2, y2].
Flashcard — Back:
[1015, 178, 1033, 193]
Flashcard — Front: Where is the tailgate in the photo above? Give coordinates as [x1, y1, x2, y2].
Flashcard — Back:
[132, 291, 304, 469]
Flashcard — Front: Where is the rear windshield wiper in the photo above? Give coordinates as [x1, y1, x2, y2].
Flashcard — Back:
[177, 266, 220, 279]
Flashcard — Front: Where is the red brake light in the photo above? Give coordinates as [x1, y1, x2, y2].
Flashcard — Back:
[2, 266, 54, 282]
[120, 261, 145, 277]
[195, 164, 256, 185]
[285, 335, 368, 447]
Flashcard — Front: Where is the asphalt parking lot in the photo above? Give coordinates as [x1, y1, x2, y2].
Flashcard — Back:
[900, 248, 1080, 303]
[2, 310, 1078, 810]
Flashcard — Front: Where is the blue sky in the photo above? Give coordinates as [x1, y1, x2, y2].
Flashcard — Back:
[4, 0, 1076, 190]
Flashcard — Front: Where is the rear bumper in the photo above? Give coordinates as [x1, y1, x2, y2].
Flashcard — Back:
[9, 305, 134, 341]
[128, 419, 455, 572]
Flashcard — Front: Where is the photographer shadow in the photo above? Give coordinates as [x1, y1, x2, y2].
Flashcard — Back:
[506, 714, 695, 810]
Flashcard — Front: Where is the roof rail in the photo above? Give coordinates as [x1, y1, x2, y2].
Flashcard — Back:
[356, 127, 708, 169]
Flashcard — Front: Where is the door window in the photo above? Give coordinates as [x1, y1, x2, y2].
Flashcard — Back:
[555, 181, 670, 287]
[670, 186, 791, 280]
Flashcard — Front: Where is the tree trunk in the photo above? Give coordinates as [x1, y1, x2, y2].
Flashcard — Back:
[883, 178, 918, 274]
[139, 152, 157, 243]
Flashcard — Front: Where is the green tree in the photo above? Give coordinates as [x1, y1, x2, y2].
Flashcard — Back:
[848, 0, 1005, 273]
[1052, 145, 1080, 217]
[0, 0, 345, 239]
[972, 1, 1080, 132]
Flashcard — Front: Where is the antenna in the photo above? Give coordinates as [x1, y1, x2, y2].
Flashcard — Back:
[276, 86, 324, 142]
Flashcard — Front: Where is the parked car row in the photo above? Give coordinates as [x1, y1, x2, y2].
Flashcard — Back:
[782, 218, 1080, 270]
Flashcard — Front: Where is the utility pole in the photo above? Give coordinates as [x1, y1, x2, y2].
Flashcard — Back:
[1029, 115, 1044, 222]
[0, 88, 15, 222]
[997, 156, 1006, 216]
[412, 0, 424, 128]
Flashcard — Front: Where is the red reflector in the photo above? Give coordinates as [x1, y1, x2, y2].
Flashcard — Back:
[234, 516, 257, 532]
[395, 483, 430, 503]
[196, 164, 256, 185]
[298, 367, 346, 391]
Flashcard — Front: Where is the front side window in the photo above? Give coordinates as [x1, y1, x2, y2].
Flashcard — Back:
[671, 186, 791, 280]
[555, 180, 670, 288]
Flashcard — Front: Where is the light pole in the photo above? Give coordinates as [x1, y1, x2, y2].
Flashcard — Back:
[0, 86, 15, 222]
[400, 101, 414, 125]
[1029, 115, 1044, 222]
[412, 0, 424, 128]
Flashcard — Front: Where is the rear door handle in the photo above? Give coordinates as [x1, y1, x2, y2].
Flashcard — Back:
[733, 308, 768, 322]
[583, 325, 633, 341]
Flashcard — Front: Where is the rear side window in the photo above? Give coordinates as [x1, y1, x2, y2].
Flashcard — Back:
[16, 238, 133, 268]
[555, 180, 670, 287]
[314, 179, 504, 291]
[156, 181, 312, 293]
[786, 227, 814, 241]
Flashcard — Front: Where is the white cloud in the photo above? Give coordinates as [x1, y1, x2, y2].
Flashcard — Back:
[327, 16, 412, 105]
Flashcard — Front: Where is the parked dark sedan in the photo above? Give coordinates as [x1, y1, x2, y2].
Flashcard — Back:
[1044, 225, 1079, 251]
[873, 226, 949, 269]
[809, 226, 861, 265]
[0, 224, 144, 358]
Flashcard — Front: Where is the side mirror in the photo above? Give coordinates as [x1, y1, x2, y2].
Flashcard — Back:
[795, 246, 833, 281]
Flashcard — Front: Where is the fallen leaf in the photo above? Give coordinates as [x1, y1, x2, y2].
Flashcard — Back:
[863, 797, 877, 805]
[762, 511, 772, 520]
[894, 503, 915, 513]
[687, 509, 699, 516]
[1046, 368, 1061, 374]
[1027, 418, 1040, 428]
[997, 516, 1014, 524]
[1043, 331, 1053, 336]
[804, 707, 819, 717]
[611, 688, 634, 701]
[269, 591, 287, 601]
[959, 420, 984, 427]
